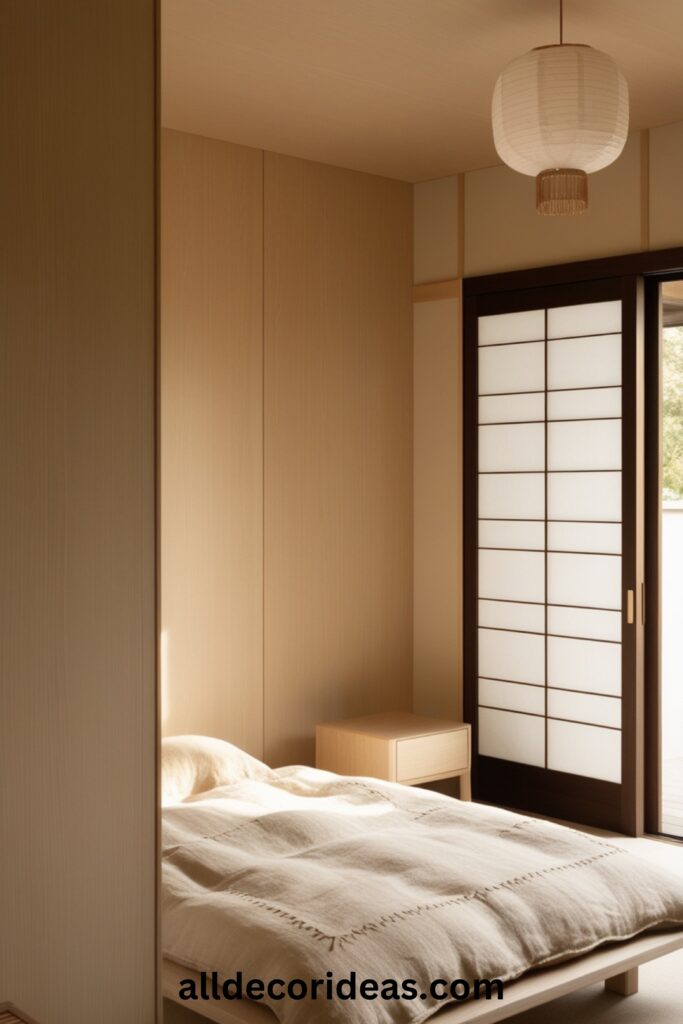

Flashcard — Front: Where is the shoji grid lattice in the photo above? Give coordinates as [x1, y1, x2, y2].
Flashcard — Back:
[476, 300, 623, 784]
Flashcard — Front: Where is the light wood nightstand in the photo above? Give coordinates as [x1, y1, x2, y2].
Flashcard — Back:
[316, 711, 471, 799]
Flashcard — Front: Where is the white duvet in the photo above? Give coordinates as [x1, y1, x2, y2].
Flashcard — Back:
[162, 765, 683, 1024]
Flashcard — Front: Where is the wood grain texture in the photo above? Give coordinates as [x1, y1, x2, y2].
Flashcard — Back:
[316, 724, 396, 780]
[316, 710, 465, 739]
[0, 2, 157, 1022]
[160, 129, 264, 756]
[396, 729, 468, 783]
[316, 714, 469, 786]
[263, 153, 413, 766]
[413, 298, 463, 719]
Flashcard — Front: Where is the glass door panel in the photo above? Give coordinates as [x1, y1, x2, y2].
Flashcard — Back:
[465, 276, 643, 834]
[657, 281, 683, 838]
[476, 299, 624, 784]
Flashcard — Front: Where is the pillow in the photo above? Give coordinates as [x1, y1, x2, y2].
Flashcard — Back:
[161, 735, 271, 804]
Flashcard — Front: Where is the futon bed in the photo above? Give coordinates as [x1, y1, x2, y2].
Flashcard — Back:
[161, 736, 683, 1024]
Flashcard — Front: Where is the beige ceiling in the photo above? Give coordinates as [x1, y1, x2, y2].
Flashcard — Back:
[162, 0, 683, 183]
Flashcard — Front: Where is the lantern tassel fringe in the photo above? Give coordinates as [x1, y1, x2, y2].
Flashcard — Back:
[536, 168, 588, 215]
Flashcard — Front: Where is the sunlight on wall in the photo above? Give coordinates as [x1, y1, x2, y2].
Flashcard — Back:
[161, 628, 170, 726]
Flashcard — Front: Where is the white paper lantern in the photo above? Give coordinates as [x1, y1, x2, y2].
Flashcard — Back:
[492, 44, 629, 215]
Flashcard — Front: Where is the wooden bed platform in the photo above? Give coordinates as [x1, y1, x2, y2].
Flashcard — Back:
[163, 929, 683, 1023]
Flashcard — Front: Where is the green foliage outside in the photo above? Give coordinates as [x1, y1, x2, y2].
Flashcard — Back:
[663, 326, 683, 502]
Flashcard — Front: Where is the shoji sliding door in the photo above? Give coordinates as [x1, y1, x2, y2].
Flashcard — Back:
[464, 277, 644, 834]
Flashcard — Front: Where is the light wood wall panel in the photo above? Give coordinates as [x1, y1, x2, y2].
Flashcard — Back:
[161, 129, 264, 756]
[264, 153, 413, 766]
[413, 298, 463, 719]
[464, 133, 643, 276]
[0, 2, 156, 1022]
[414, 175, 461, 284]
[650, 121, 683, 249]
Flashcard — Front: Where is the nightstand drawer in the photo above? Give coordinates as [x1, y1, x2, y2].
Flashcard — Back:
[396, 729, 468, 783]
[317, 712, 471, 795]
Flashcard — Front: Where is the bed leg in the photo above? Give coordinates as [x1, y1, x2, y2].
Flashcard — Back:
[605, 967, 638, 996]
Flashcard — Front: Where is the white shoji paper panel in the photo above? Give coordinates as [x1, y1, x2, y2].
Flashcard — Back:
[548, 636, 621, 696]
[479, 473, 545, 520]
[480, 678, 546, 715]
[547, 387, 621, 421]
[479, 342, 545, 395]
[548, 552, 621, 610]
[479, 392, 546, 424]
[548, 335, 622, 391]
[547, 300, 621, 339]
[478, 309, 545, 346]
[478, 707, 545, 767]
[548, 420, 621, 472]
[547, 521, 622, 554]
[547, 689, 622, 728]
[548, 472, 621, 522]
[479, 549, 546, 603]
[548, 605, 622, 643]
[479, 519, 545, 550]
[480, 423, 545, 473]
[479, 627, 545, 685]
[547, 719, 621, 783]
[479, 599, 545, 633]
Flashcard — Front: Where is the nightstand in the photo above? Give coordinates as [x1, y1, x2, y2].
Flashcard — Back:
[316, 711, 471, 799]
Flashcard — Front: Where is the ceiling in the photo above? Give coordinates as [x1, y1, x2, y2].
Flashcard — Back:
[162, 0, 683, 183]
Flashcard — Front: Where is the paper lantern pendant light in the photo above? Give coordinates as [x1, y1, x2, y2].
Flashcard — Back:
[491, 3, 629, 215]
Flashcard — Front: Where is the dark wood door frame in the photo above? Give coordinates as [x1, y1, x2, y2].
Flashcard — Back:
[464, 247, 683, 837]
[463, 247, 683, 298]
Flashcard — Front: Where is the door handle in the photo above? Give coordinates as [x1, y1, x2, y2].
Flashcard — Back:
[626, 586, 645, 625]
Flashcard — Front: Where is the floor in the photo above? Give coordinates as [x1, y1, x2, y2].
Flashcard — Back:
[662, 757, 683, 837]
[509, 951, 683, 1023]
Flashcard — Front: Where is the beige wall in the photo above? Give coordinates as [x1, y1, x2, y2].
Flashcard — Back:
[464, 133, 644, 276]
[162, 135, 414, 766]
[264, 153, 414, 765]
[414, 175, 461, 284]
[161, 129, 264, 756]
[412, 121, 683, 722]
[650, 121, 683, 250]
[413, 297, 462, 718]
[0, 3, 157, 1023]
[412, 176, 464, 718]
[462, 124, 683, 278]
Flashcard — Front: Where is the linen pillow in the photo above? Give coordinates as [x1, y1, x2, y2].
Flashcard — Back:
[161, 735, 271, 804]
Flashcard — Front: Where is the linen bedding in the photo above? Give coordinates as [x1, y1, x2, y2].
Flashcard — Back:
[162, 761, 683, 1024]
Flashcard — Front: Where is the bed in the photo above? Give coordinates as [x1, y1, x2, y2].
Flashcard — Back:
[161, 736, 683, 1024]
